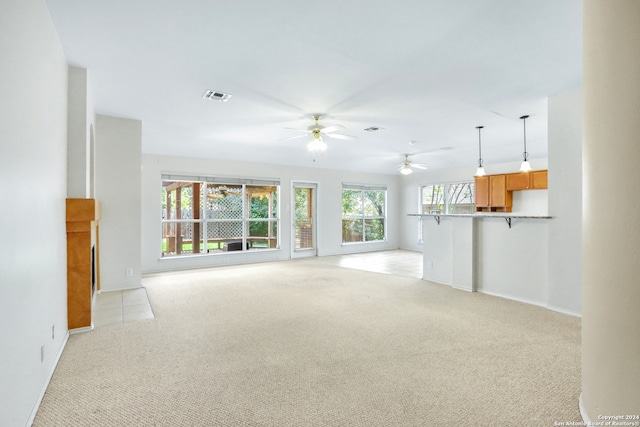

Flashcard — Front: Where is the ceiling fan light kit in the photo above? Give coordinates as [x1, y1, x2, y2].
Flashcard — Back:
[281, 114, 356, 153]
[400, 166, 413, 175]
[307, 135, 327, 153]
[399, 154, 426, 175]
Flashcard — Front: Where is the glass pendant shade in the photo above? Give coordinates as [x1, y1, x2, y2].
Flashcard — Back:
[475, 166, 486, 176]
[519, 160, 532, 172]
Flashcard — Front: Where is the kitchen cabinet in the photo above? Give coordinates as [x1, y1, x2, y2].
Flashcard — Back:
[506, 170, 548, 190]
[474, 174, 512, 212]
[474, 176, 489, 208]
[530, 170, 548, 189]
[476, 170, 547, 212]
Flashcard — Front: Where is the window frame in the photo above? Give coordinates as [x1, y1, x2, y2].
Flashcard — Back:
[161, 174, 280, 257]
[419, 181, 475, 215]
[341, 184, 387, 244]
[417, 181, 475, 242]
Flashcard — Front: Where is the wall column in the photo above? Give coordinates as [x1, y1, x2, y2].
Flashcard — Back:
[582, 0, 640, 419]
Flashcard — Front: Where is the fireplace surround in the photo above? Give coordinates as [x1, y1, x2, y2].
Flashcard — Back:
[66, 198, 101, 331]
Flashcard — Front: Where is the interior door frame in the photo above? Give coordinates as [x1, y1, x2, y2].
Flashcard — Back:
[291, 181, 318, 258]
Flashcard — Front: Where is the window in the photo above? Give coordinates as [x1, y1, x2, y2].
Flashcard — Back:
[342, 184, 386, 243]
[420, 181, 475, 215]
[417, 181, 474, 243]
[161, 175, 279, 257]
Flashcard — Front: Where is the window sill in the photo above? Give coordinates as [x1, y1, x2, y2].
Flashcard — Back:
[159, 247, 280, 260]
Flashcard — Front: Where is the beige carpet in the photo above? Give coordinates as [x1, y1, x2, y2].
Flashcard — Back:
[34, 259, 582, 426]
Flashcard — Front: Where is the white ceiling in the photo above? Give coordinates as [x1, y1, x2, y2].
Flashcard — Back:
[45, 0, 582, 175]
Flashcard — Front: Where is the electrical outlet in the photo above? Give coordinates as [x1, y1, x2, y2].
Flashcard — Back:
[40, 345, 44, 363]
[426, 261, 433, 270]
[126, 268, 133, 277]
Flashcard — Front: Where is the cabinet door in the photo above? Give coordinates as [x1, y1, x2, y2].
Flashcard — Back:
[474, 176, 489, 207]
[506, 173, 530, 190]
[531, 170, 548, 189]
[489, 174, 507, 206]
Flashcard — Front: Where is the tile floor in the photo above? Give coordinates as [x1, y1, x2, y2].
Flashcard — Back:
[93, 287, 155, 328]
[306, 249, 423, 278]
[92, 250, 422, 329]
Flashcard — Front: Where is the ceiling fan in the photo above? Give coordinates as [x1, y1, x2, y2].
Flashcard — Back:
[280, 114, 357, 152]
[207, 185, 242, 199]
[399, 154, 427, 175]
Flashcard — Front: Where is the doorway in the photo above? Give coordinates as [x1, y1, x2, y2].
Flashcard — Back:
[292, 183, 317, 258]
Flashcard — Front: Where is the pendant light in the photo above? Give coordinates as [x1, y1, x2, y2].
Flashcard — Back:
[475, 125, 486, 176]
[519, 115, 532, 172]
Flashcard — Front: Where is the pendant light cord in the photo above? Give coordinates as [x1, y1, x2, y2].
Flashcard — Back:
[476, 125, 484, 167]
[520, 115, 529, 161]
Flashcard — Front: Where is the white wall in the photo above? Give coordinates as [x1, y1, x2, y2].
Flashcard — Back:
[67, 67, 95, 198]
[421, 216, 474, 292]
[476, 217, 549, 305]
[142, 154, 401, 273]
[0, 1, 70, 425]
[548, 88, 582, 315]
[96, 115, 142, 290]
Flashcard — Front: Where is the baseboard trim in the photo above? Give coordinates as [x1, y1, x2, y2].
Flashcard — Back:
[421, 277, 452, 287]
[451, 285, 474, 292]
[26, 330, 69, 426]
[97, 286, 142, 293]
[579, 393, 591, 425]
[476, 289, 546, 309]
[69, 324, 94, 334]
[546, 304, 582, 318]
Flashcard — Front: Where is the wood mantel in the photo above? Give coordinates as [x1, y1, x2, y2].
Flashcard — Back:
[66, 198, 101, 331]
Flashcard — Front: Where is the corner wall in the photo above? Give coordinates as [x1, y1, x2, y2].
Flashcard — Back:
[548, 88, 582, 315]
[0, 1, 70, 425]
[582, 0, 640, 417]
[67, 67, 95, 198]
[96, 115, 142, 290]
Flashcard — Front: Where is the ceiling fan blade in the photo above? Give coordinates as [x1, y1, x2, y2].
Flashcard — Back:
[413, 164, 428, 169]
[279, 134, 308, 142]
[325, 133, 356, 141]
[320, 124, 345, 134]
[283, 127, 310, 133]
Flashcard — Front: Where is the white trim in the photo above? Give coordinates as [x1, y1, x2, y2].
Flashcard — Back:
[579, 393, 591, 425]
[69, 324, 94, 334]
[546, 304, 582, 318]
[291, 181, 318, 259]
[451, 284, 474, 293]
[476, 289, 546, 309]
[97, 286, 143, 294]
[26, 331, 70, 426]
[421, 277, 453, 287]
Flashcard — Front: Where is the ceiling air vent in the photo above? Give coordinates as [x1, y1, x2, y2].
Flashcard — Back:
[364, 126, 384, 132]
[202, 90, 232, 102]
